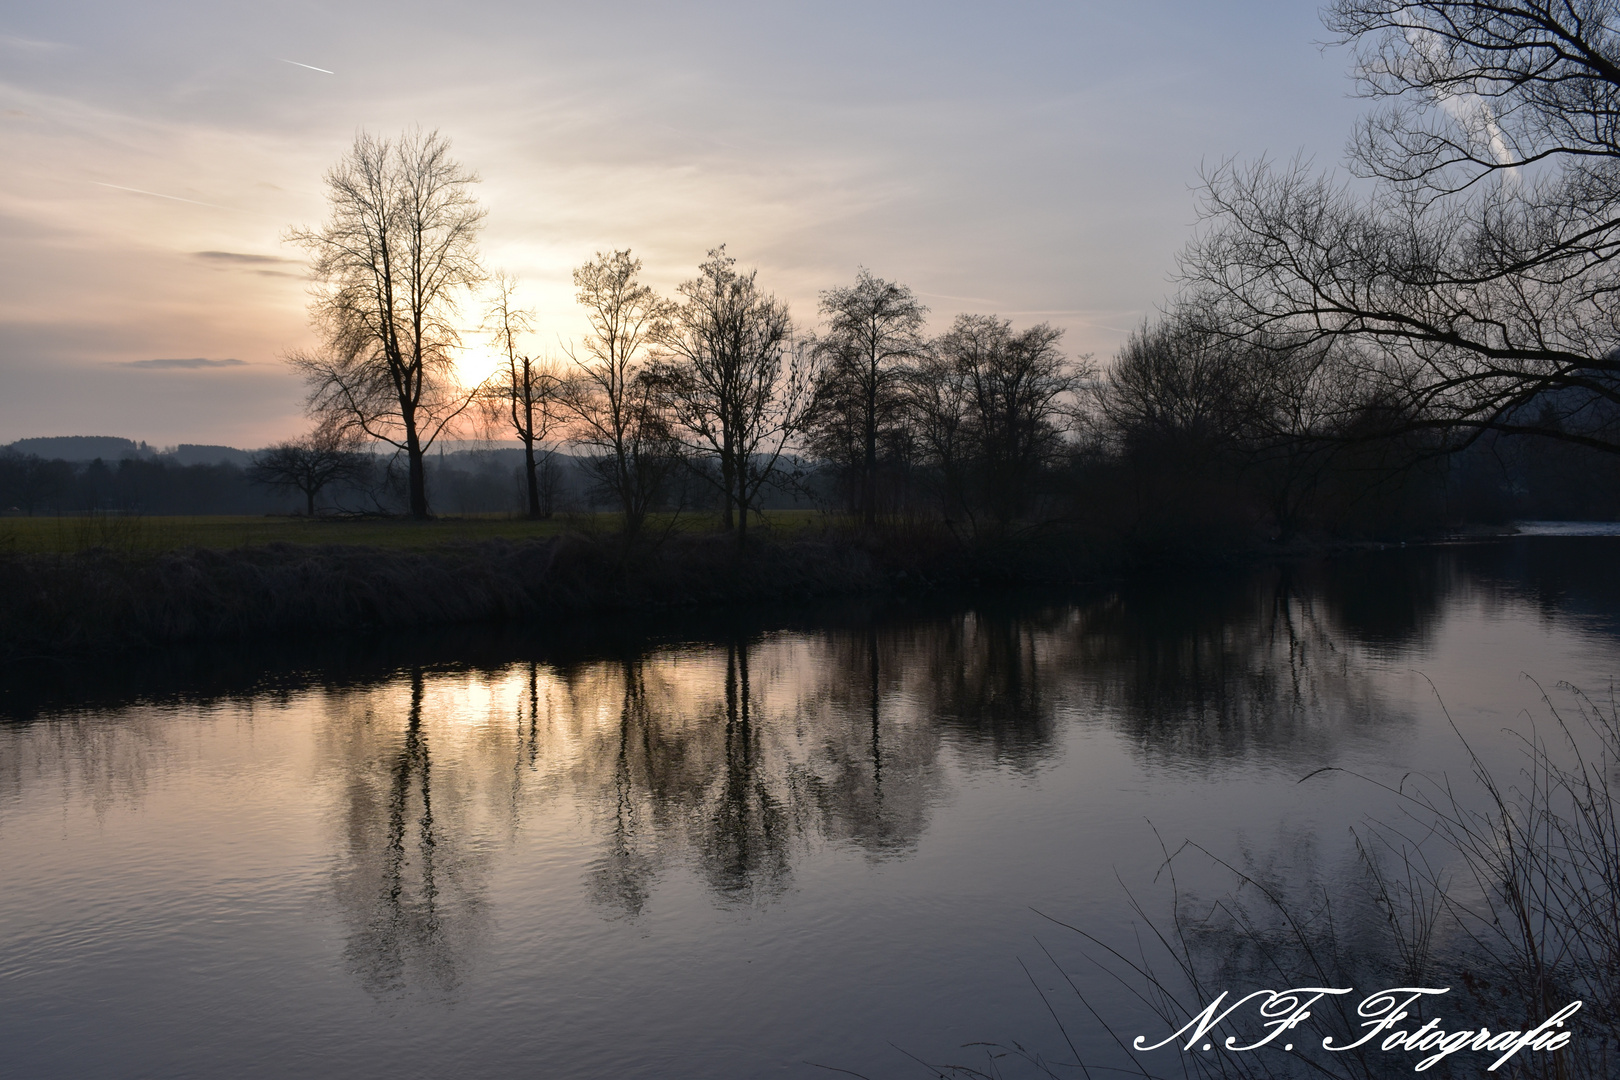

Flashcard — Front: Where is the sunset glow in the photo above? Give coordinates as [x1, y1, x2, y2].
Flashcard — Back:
[0, 1, 1360, 448]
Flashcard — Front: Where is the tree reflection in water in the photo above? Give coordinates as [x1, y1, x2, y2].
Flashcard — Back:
[331, 669, 490, 997]
[700, 642, 790, 903]
[586, 657, 670, 917]
[317, 580, 1406, 990]
[1, 561, 1444, 1005]
[1072, 565, 1392, 765]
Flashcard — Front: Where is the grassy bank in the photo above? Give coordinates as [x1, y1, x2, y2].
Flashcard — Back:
[0, 510, 827, 555]
[0, 519, 1118, 662]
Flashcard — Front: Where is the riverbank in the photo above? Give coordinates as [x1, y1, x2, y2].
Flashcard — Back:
[0, 524, 1130, 662]
[4, 516, 1557, 664]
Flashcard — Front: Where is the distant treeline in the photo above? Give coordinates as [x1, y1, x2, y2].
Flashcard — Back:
[0, 453, 278, 516]
[5, 437, 255, 468]
[1071, 314, 1620, 549]
[0, 445, 818, 518]
[2, 418, 1615, 537]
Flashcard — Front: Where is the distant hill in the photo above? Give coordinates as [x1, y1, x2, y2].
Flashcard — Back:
[166, 444, 256, 467]
[7, 436, 153, 461]
[4, 437, 261, 467]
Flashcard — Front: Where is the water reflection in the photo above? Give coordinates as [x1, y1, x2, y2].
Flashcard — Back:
[699, 644, 790, 903]
[14, 539, 1619, 1011]
[330, 670, 492, 997]
[573, 645, 799, 915]
[295, 586, 1411, 983]
[556, 632, 946, 916]
[1075, 566, 1384, 763]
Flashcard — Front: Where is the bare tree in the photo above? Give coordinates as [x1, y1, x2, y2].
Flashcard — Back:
[480, 273, 561, 518]
[1183, 1, 1620, 456]
[248, 420, 368, 516]
[651, 247, 817, 546]
[287, 129, 486, 519]
[935, 315, 1082, 526]
[1098, 306, 1360, 538]
[904, 344, 975, 523]
[559, 249, 678, 537]
[1099, 310, 1273, 452]
[808, 271, 929, 530]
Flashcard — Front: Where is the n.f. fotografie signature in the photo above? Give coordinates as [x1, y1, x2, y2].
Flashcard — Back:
[1133, 987, 1580, 1073]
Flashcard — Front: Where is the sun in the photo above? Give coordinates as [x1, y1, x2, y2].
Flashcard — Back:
[454, 341, 505, 387]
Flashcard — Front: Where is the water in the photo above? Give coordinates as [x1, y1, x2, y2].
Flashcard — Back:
[3, 537, 1620, 1079]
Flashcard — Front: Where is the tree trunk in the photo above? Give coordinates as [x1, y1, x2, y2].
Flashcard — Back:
[721, 452, 736, 531]
[617, 443, 640, 538]
[405, 424, 429, 520]
[862, 394, 878, 532]
[523, 437, 540, 518]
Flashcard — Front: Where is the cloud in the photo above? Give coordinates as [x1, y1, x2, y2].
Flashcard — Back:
[128, 357, 246, 369]
[194, 250, 295, 265]
[0, 34, 69, 51]
[1402, 24, 1520, 181]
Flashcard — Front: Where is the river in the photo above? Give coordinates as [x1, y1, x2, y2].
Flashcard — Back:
[3, 536, 1618, 1079]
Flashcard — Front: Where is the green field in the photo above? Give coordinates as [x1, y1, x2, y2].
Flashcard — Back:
[0, 510, 828, 555]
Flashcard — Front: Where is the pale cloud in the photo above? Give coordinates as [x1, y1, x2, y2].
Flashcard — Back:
[194, 250, 298, 265]
[0, 34, 70, 52]
[128, 357, 246, 369]
[1402, 23, 1521, 180]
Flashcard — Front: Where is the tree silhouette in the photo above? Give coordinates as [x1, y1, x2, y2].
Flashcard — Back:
[287, 129, 486, 519]
[808, 271, 929, 529]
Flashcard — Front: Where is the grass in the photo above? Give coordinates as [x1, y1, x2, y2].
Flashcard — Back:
[0, 509, 829, 555]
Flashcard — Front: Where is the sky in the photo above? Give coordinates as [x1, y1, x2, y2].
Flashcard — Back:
[0, 1, 1367, 448]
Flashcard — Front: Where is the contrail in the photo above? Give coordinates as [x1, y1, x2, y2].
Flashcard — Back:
[278, 58, 334, 74]
[91, 181, 227, 209]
